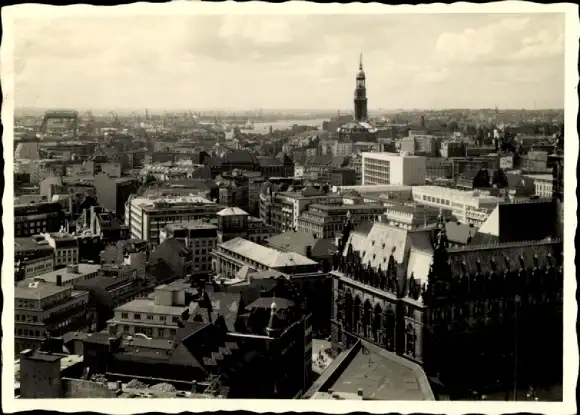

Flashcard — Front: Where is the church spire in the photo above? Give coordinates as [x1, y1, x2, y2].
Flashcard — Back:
[354, 54, 368, 122]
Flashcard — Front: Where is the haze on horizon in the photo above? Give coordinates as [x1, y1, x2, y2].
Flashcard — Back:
[13, 13, 565, 112]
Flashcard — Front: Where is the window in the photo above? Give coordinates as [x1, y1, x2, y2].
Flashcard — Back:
[134, 313, 141, 320]
[159, 315, 166, 321]
[147, 315, 153, 320]
[121, 312, 129, 319]
[158, 329, 165, 338]
[172, 316, 179, 323]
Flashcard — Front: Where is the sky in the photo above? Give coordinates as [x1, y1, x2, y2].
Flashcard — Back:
[12, 12, 565, 111]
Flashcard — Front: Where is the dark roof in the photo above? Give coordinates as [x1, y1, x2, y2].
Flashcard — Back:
[222, 150, 259, 166]
[407, 230, 434, 253]
[444, 221, 477, 245]
[447, 240, 561, 274]
[257, 156, 283, 167]
[304, 155, 349, 167]
[267, 231, 337, 258]
[97, 212, 124, 231]
[246, 296, 294, 311]
[189, 292, 241, 331]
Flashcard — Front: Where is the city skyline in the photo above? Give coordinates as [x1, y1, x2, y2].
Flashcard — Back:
[13, 13, 565, 111]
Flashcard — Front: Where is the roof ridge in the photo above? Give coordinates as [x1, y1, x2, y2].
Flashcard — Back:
[449, 237, 561, 252]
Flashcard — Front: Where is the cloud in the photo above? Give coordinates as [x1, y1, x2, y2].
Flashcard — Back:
[435, 16, 564, 65]
[11, 13, 566, 110]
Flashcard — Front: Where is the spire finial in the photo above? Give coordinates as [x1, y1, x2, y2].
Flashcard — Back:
[359, 53, 363, 70]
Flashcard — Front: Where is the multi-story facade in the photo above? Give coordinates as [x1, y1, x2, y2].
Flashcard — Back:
[334, 184, 414, 201]
[160, 221, 218, 275]
[15, 280, 91, 354]
[15, 202, 65, 238]
[330, 216, 563, 399]
[125, 195, 222, 245]
[425, 156, 500, 182]
[212, 237, 319, 279]
[523, 174, 554, 198]
[269, 190, 344, 233]
[39, 232, 79, 268]
[93, 173, 140, 221]
[107, 285, 188, 340]
[361, 152, 426, 186]
[411, 185, 500, 226]
[15, 238, 55, 281]
[382, 202, 442, 230]
[297, 203, 385, 239]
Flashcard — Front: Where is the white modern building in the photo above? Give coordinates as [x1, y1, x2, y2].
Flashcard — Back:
[411, 186, 501, 225]
[125, 195, 222, 245]
[361, 152, 426, 186]
[524, 174, 554, 198]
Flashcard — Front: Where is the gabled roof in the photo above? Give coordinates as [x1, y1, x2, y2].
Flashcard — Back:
[345, 222, 409, 268]
[267, 231, 337, 258]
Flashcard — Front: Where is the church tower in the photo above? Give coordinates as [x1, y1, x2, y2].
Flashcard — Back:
[354, 53, 368, 122]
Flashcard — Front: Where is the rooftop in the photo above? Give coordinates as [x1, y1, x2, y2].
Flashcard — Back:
[164, 221, 217, 231]
[219, 237, 317, 269]
[216, 207, 249, 217]
[361, 151, 424, 160]
[114, 299, 187, 316]
[15, 281, 70, 300]
[19, 264, 101, 286]
[326, 341, 434, 401]
[131, 195, 216, 211]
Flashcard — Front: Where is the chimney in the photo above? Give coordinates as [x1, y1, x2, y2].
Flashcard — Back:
[56, 274, 63, 287]
[305, 245, 312, 259]
[116, 381, 122, 392]
[357, 388, 364, 398]
[191, 380, 198, 393]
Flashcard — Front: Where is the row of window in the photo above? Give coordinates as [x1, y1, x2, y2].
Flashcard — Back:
[16, 328, 43, 338]
[15, 314, 39, 323]
[119, 312, 180, 324]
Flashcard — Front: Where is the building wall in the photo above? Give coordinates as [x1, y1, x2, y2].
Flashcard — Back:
[19, 355, 63, 398]
[23, 256, 55, 280]
[62, 378, 117, 398]
[110, 309, 180, 339]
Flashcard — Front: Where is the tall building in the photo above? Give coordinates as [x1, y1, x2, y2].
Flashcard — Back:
[354, 53, 368, 122]
[361, 152, 426, 186]
[336, 55, 377, 142]
[124, 195, 222, 245]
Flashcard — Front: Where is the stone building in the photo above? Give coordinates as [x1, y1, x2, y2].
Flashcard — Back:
[329, 213, 563, 399]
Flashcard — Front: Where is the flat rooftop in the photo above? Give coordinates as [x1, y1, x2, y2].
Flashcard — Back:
[22, 264, 101, 286]
[114, 299, 187, 316]
[326, 341, 434, 401]
[15, 281, 70, 300]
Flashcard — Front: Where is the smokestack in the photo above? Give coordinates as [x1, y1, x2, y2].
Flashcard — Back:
[357, 388, 364, 398]
[56, 275, 63, 287]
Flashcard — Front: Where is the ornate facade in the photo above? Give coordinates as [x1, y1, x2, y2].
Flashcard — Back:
[330, 214, 563, 398]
